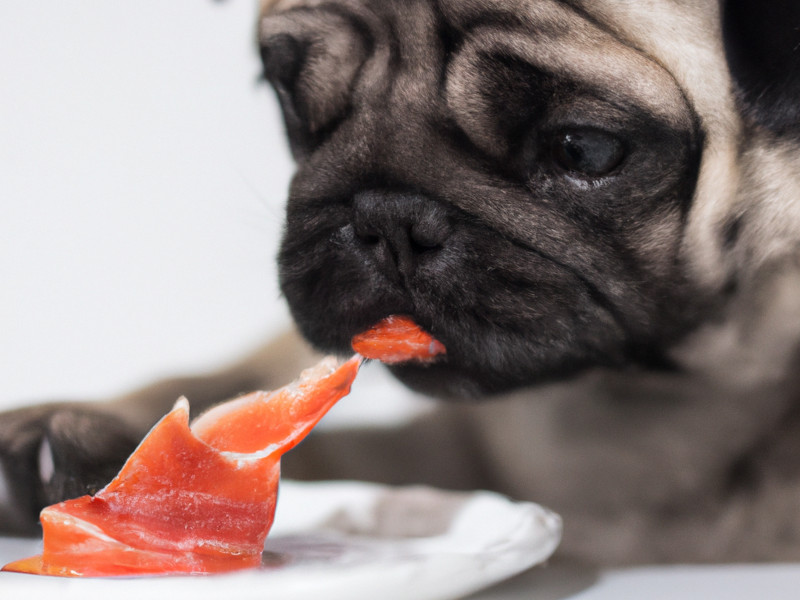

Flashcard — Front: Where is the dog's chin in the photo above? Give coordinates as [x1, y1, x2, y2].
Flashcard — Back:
[383, 361, 524, 399]
[385, 349, 596, 399]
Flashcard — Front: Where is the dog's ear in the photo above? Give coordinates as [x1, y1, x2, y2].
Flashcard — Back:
[259, 8, 371, 159]
[722, 0, 800, 136]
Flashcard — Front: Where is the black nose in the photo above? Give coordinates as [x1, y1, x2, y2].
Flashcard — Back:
[352, 190, 452, 281]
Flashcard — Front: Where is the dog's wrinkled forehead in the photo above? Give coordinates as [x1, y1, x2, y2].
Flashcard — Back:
[260, 0, 693, 137]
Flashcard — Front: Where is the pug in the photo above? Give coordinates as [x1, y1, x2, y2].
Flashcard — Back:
[1, 0, 799, 565]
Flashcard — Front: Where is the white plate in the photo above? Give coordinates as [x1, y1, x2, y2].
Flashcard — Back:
[0, 480, 561, 600]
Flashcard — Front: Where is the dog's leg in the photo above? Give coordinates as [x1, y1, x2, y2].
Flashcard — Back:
[0, 329, 320, 534]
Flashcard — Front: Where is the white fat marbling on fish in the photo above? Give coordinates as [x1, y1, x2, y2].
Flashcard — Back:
[44, 510, 121, 545]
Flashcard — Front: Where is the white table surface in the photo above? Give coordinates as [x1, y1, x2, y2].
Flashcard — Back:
[3, 545, 799, 600]
[468, 562, 800, 599]
[3, 534, 800, 599]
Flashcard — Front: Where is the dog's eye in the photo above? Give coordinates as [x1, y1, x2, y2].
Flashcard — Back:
[550, 129, 625, 177]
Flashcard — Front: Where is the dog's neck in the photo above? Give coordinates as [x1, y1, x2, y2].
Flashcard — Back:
[673, 252, 800, 388]
[734, 134, 800, 273]
[683, 129, 800, 386]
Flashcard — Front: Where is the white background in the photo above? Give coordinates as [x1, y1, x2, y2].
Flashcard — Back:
[0, 0, 426, 426]
[1, 1, 293, 408]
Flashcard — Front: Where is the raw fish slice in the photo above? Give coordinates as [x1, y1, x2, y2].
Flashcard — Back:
[2, 356, 361, 577]
[191, 356, 361, 454]
[5, 400, 277, 577]
[351, 315, 446, 364]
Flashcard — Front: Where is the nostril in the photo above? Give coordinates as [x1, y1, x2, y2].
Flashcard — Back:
[361, 234, 381, 246]
[410, 240, 437, 254]
[409, 229, 442, 253]
[352, 219, 382, 246]
[410, 216, 451, 251]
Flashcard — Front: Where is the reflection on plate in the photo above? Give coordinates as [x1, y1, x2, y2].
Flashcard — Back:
[0, 480, 561, 600]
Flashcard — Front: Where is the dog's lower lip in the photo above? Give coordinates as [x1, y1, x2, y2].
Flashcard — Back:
[386, 360, 492, 400]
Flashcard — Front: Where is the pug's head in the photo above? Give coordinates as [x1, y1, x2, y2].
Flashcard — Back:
[259, 0, 800, 398]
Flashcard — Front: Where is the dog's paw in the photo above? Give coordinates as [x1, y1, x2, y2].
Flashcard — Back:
[0, 404, 141, 535]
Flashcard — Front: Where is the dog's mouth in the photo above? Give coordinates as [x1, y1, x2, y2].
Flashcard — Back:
[346, 314, 491, 397]
[280, 229, 631, 399]
[278, 189, 674, 400]
[347, 317, 481, 398]
[335, 301, 624, 399]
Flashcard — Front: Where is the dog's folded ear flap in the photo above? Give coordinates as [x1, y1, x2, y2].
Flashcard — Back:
[259, 8, 372, 159]
[722, 0, 800, 136]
